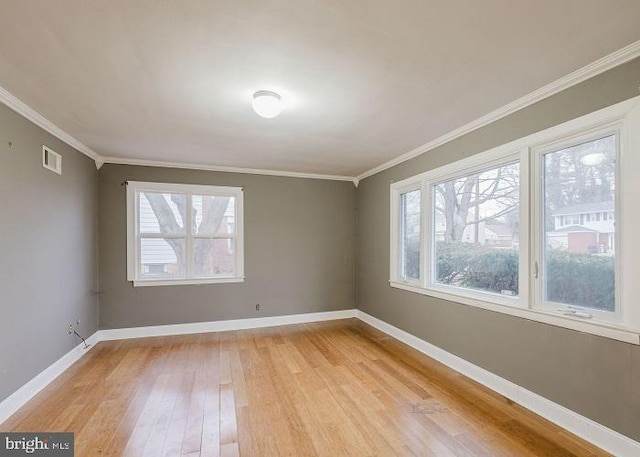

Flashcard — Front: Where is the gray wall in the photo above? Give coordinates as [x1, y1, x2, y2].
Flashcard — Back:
[98, 164, 355, 329]
[356, 57, 640, 441]
[2, 52, 639, 443]
[0, 103, 98, 403]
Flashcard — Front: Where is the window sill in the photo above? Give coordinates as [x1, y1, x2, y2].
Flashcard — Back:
[389, 280, 640, 345]
[133, 277, 245, 287]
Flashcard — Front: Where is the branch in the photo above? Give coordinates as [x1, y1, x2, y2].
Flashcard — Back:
[197, 196, 231, 234]
[468, 202, 519, 225]
[474, 186, 518, 205]
[145, 193, 183, 233]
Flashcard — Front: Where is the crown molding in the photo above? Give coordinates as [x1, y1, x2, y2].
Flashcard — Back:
[0, 85, 103, 169]
[102, 156, 359, 185]
[357, 39, 640, 182]
[0, 83, 357, 183]
[3, 39, 639, 182]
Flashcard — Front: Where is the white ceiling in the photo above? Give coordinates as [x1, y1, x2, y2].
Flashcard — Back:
[1, 1, 639, 177]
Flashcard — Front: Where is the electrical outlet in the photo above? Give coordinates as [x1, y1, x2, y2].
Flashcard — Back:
[68, 324, 73, 335]
[256, 303, 261, 311]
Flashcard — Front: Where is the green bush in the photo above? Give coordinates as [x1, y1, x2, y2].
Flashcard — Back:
[404, 237, 420, 280]
[546, 251, 615, 312]
[436, 242, 518, 295]
[434, 242, 614, 311]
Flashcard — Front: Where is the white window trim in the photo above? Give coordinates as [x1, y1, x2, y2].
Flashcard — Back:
[126, 181, 245, 287]
[390, 182, 423, 286]
[531, 124, 622, 324]
[425, 153, 528, 308]
[389, 96, 640, 345]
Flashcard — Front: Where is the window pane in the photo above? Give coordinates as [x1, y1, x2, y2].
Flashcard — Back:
[193, 195, 235, 235]
[543, 135, 616, 311]
[399, 189, 421, 280]
[434, 163, 519, 296]
[139, 192, 186, 234]
[193, 238, 235, 277]
[140, 238, 186, 278]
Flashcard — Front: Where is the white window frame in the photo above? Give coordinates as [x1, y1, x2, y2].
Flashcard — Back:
[126, 181, 244, 287]
[390, 183, 424, 286]
[389, 96, 640, 344]
[391, 147, 529, 309]
[425, 154, 528, 309]
[531, 125, 621, 323]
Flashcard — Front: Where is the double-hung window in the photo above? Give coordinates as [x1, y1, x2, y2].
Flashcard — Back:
[127, 181, 244, 286]
[390, 96, 640, 344]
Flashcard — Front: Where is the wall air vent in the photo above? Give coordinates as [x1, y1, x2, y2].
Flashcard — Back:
[42, 146, 62, 174]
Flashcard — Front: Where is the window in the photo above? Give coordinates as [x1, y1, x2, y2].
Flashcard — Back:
[390, 96, 640, 344]
[127, 181, 244, 286]
[433, 162, 520, 297]
[535, 133, 617, 319]
[399, 189, 421, 282]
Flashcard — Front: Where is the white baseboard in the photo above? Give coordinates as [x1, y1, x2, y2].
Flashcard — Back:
[0, 309, 356, 426]
[3, 308, 638, 456]
[98, 309, 357, 341]
[0, 332, 99, 425]
[356, 310, 640, 457]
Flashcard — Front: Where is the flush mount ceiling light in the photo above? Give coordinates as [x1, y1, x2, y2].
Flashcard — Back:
[252, 90, 283, 118]
[580, 151, 606, 166]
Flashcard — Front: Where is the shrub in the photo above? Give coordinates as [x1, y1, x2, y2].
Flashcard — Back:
[435, 242, 518, 294]
[434, 242, 614, 311]
[546, 251, 614, 311]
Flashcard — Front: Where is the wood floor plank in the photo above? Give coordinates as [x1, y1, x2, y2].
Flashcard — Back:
[181, 371, 207, 455]
[219, 384, 238, 448]
[0, 318, 611, 456]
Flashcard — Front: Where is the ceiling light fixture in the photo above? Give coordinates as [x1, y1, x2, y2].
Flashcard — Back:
[252, 90, 283, 118]
[580, 152, 605, 166]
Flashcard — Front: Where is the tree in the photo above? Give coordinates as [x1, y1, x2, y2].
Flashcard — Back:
[435, 164, 519, 242]
[543, 136, 615, 229]
[145, 193, 230, 272]
[435, 135, 615, 244]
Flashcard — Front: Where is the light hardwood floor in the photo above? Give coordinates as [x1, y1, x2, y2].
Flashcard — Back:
[1, 319, 608, 456]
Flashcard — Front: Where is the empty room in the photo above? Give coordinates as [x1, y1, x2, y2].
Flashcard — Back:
[1, 1, 640, 456]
